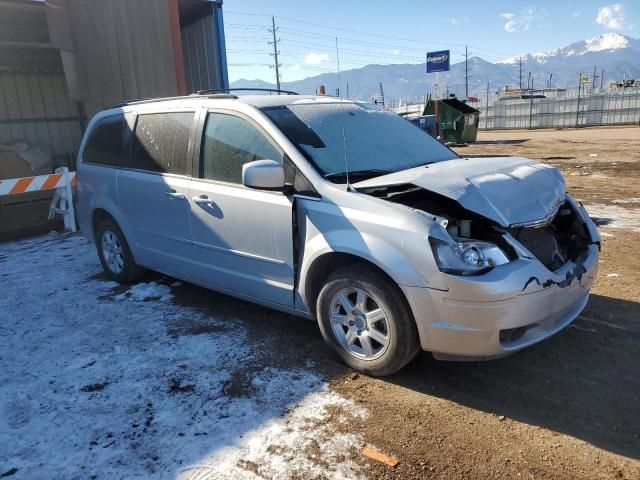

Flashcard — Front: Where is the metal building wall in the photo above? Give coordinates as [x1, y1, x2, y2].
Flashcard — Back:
[45, 0, 229, 115]
[181, 1, 228, 93]
[0, 71, 82, 159]
[46, 0, 183, 116]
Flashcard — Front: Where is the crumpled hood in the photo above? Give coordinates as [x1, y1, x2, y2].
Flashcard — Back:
[353, 156, 566, 227]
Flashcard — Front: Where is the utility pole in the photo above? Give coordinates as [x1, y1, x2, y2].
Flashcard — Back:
[464, 46, 470, 98]
[576, 73, 582, 127]
[486, 82, 490, 108]
[268, 16, 281, 92]
[346, 81, 349, 99]
[528, 73, 534, 129]
[600, 69, 605, 90]
[485, 81, 490, 130]
[592, 66, 598, 90]
[518, 57, 523, 90]
[378, 83, 385, 106]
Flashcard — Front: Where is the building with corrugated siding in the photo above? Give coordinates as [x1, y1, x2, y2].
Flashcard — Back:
[0, 0, 228, 238]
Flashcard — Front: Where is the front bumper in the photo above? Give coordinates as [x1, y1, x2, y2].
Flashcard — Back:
[402, 243, 599, 359]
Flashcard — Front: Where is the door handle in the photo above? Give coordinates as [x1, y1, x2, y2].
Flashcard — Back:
[165, 191, 185, 200]
[192, 195, 211, 204]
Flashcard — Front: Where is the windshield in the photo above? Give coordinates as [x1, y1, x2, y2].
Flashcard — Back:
[261, 101, 458, 182]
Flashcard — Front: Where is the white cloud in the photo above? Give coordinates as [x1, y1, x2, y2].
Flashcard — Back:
[303, 52, 330, 65]
[500, 8, 538, 32]
[450, 16, 471, 25]
[391, 48, 401, 55]
[596, 3, 628, 30]
[290, 64, 301, 71]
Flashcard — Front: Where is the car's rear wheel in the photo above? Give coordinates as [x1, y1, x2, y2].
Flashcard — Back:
[316, 264, 420, 376]
[95, 218, 146, 283]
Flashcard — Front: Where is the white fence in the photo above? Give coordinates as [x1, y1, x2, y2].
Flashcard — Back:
[478, 90, 640, 130]
[389, 88, 640, 130]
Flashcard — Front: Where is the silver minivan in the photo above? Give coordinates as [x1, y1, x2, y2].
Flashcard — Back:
[76, 91, 600, 376]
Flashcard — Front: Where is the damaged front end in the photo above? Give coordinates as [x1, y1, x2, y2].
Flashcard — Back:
[358, 182, 601, 359]
[359, 183, 599, 287]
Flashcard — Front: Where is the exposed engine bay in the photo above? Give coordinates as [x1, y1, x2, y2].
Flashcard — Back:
[361, 184, 593, 272]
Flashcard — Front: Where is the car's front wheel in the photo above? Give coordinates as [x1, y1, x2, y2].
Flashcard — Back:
[95, 218, 146, 283]
[316, 264, 420, 376]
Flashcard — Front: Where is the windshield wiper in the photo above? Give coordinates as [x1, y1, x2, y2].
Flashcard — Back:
[324, 168, 392, 180]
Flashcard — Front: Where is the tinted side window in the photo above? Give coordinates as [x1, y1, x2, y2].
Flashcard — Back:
[131, 112, 194, 175]
[201, 113, 281, 184]
[83, 114, 128, 166]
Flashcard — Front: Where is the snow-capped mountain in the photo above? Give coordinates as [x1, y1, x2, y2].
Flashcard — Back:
[499, 33, 640, 65]
[232, 34, 640, 100]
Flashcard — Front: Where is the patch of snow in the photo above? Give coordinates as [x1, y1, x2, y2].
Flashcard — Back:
[612, 198, 640, 205]
[585, 33, 629, 52]
[497, 54, 528, 65]
[607, 273, 619, 278]
[587, 203, 640, 233]
[180, 387, 367, 480]
[0, 234, 369, 479]
[497, 33, 634, 64]
[115, 281, 173, 302]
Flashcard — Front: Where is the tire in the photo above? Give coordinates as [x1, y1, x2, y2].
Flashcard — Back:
[316, 263, 420, 376]
[95, 218, 146, 283]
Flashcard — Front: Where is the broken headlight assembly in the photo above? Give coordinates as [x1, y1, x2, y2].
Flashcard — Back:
[429, 238, 510, 275]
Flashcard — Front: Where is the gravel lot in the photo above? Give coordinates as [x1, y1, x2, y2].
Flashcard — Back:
[1, 126, 639, 479]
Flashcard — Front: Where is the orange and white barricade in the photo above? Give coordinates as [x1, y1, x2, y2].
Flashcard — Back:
[0, 167, 77, 232]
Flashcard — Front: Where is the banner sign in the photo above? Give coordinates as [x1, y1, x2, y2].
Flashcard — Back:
[426, 50, 450, 73]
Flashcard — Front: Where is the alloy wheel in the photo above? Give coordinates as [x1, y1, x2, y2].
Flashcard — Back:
[329, 286, 391, 360]
[101, 230, 124, 274]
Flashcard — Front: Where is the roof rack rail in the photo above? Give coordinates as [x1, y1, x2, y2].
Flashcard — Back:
[193, 88, 299, 96]
[112, 96, 188, 108]
[112, 87, 297, 109]
[112, 91, 241, 108]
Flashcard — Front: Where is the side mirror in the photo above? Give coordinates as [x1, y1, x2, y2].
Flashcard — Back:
[242, 159, 285, 191]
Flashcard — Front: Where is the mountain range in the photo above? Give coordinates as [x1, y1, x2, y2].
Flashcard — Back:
[231, 33, 640, 101]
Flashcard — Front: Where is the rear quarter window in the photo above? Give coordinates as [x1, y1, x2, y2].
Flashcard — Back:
[131, 112, 194, 175]
[83, 113, 129, 167]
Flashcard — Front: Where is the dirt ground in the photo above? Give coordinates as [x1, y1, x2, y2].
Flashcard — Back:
[3, 127, 639, 478]
[328, 126, 640, 479]
[171, 127, 640, 479]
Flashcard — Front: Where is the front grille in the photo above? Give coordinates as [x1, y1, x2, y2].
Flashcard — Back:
[510, 202, 590, 271]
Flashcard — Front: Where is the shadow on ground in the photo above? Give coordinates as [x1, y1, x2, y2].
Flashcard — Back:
[387, 293, 640, 460]
[166, 271, 640, 460]
[472, 139, 530, 145]
[130, 270, 640, 462]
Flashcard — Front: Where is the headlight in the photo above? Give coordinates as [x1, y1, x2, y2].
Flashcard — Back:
[429, 237, 510, 275]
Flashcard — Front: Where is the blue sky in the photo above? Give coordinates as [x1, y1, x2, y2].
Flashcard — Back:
[223, 1, 639, 83]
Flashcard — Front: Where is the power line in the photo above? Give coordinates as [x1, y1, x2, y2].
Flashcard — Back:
[224, 11, 521, 59]
[227, 21, 509, 64]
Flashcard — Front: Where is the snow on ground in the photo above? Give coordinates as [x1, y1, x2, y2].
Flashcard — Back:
[586, 203, 640, 233]
[0, 234, 367, 479]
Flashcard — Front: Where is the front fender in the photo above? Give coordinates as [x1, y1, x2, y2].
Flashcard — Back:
[297, 212, 448, 312]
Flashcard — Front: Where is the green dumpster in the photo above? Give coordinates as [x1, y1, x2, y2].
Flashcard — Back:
[423, 97, 480, 144]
